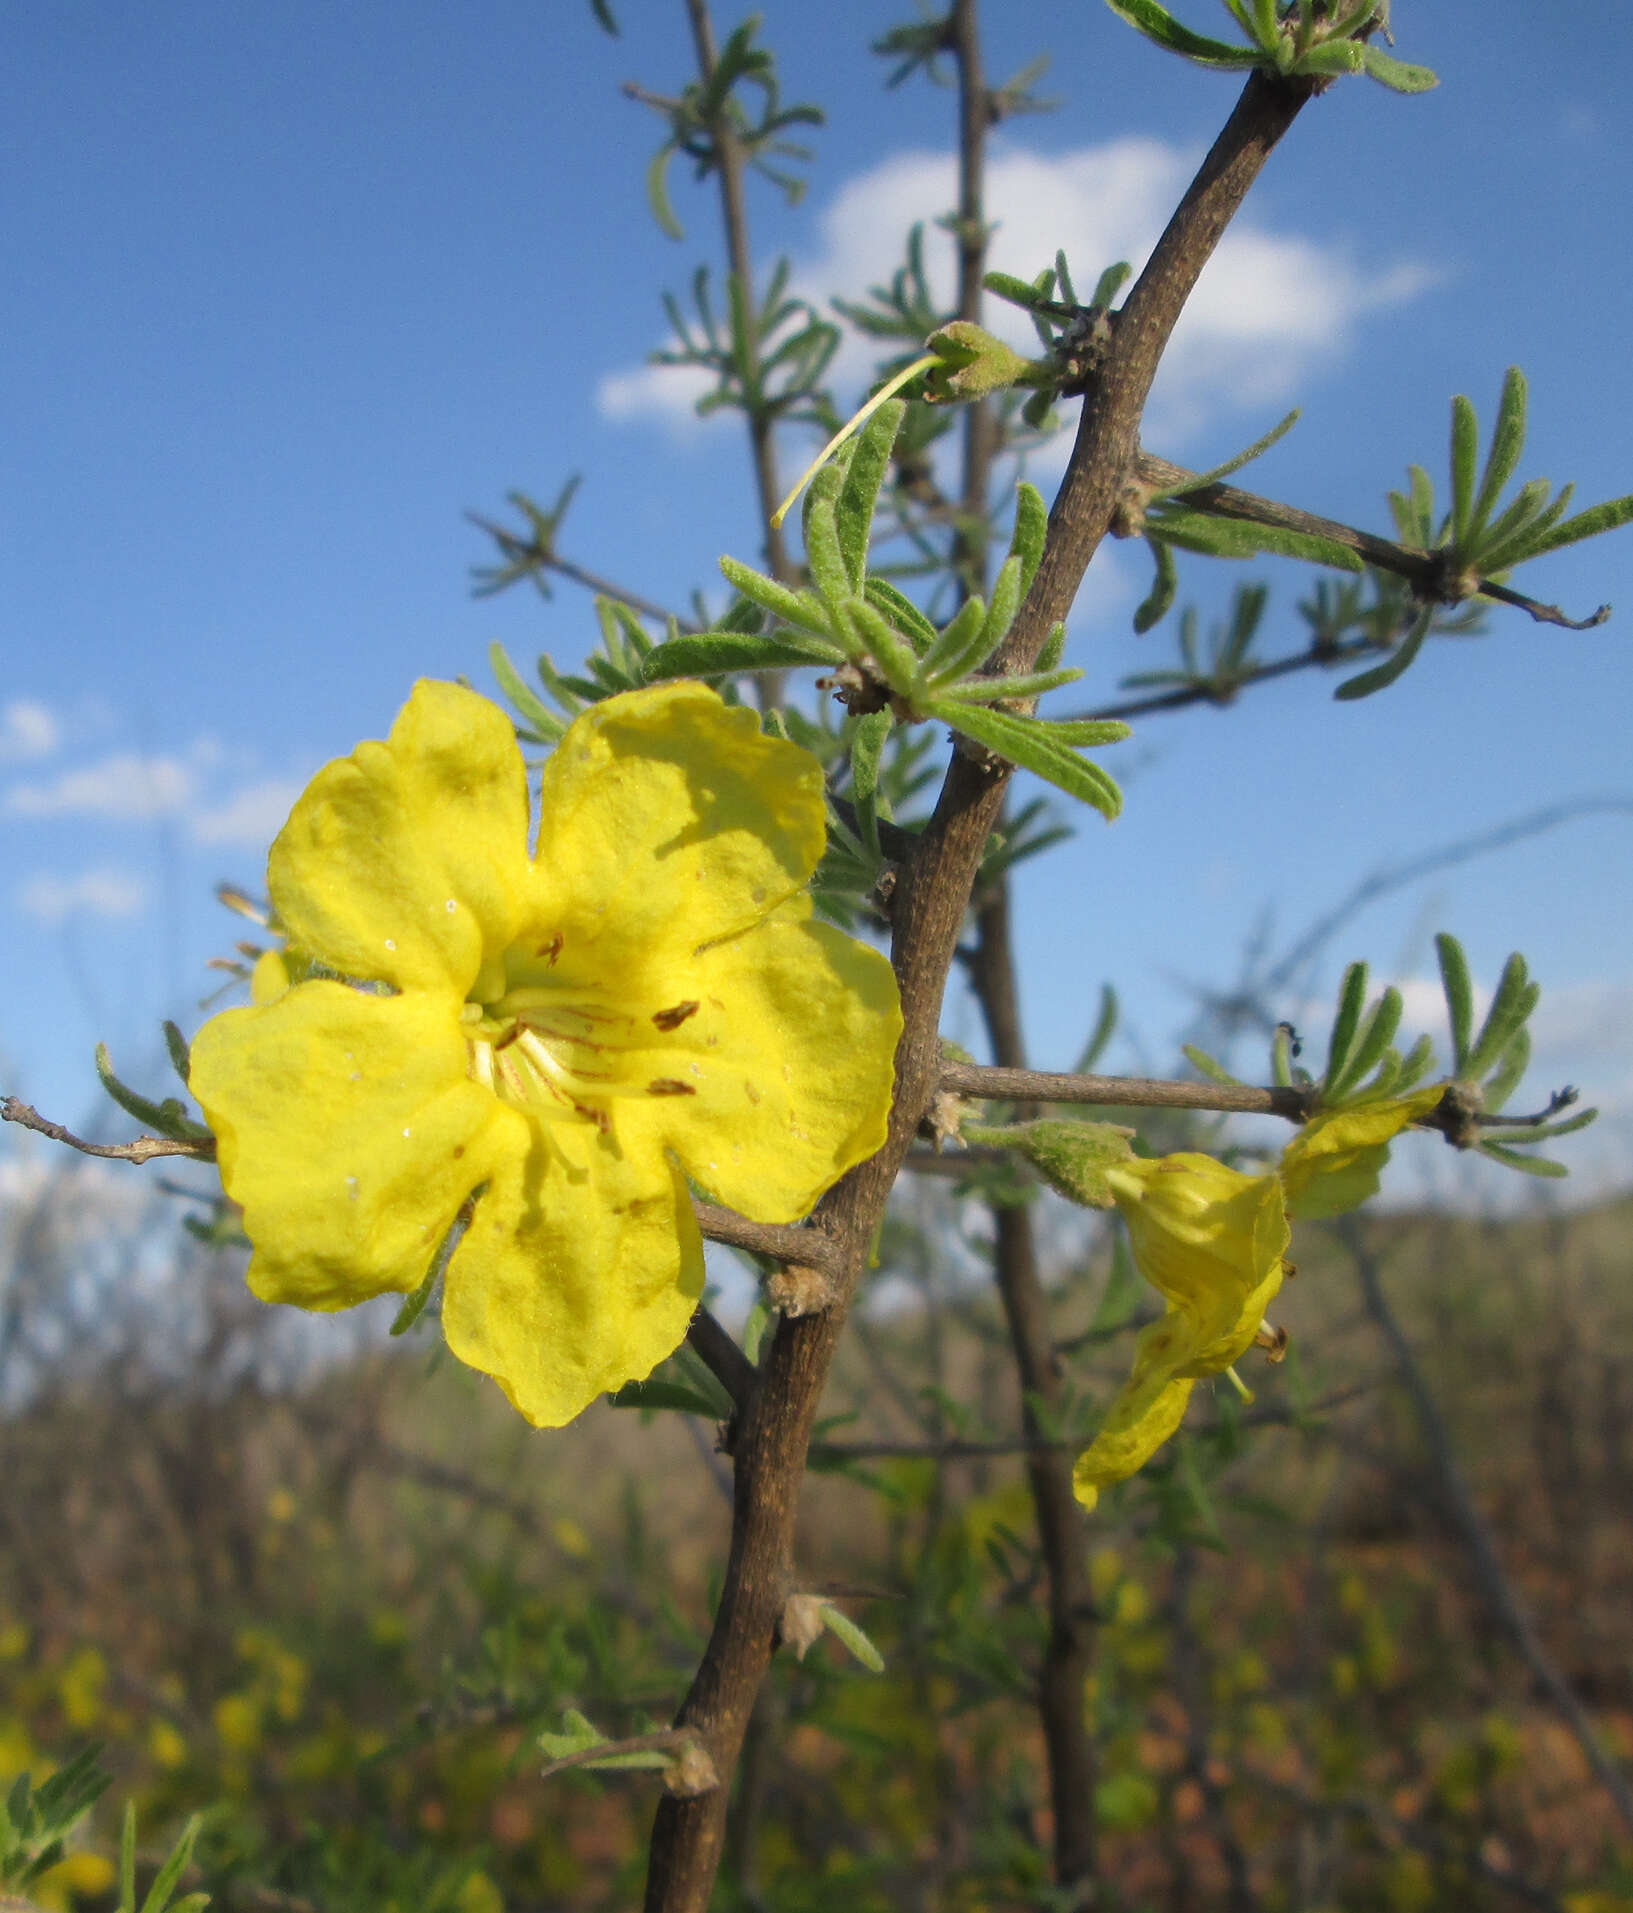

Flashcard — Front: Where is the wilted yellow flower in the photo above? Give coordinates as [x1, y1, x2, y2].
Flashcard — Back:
[1074, 1154, 1289, 1509]
[1277, 1086, 1443, 1219]
[191, 680, 901, 1427]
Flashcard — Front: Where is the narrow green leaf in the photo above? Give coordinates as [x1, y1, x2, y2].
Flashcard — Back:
[1333, 606, 1431, 699]
[1149, 411, 1302, 505]
[1294, 41, 1365, 78]
[1449, 394, 1479, 549]
[1484, 1105, 1597, 1146]
[1392, 1033, 1437, 1094]
[1182, 1043, 1242, 1087]
[1480, 1026, 1530, 1114]
[1036, 718, 1131, 747]
[120, 1801, 137, 1911]
[609, 1378, 733, 1418]
[1433, 935, 1475, 1076]
[1100, 0, 1260, 64]
[489, 640, 568, 742]
[978, 553, 1024, 658]
[534, 652, 586, 714]
[643, 631, 840, 680]
[1468, 366, 1527, 540]
[1530, 490, 1633, 556]
[834, 400, 905, 590]
[645, 141, 683, 241]
[928, 699, 1123, 818]
[917, 593, 993, 686]
[1328, 986, 1402, 1101]
[1360, 44, 1439, 92]
[1477, 1141, 1568, 1178]
[845, 595, 922, 691]
[162, 1020, 192, 1085]
[1089, 260, 1133, 309]
[1134, 535, 1178, 633]
[818, 1602, 887, 1672]
[937, 665, 1084, 704]
[849, 709, 893, 860]
[719, 555, 832, 636]
[94, 1045, 210, 1141]
[1152, 509, 1363, 571]
[139, 1814, 200, 1913]
[804, 485, 853, 608]
[864, 577, 939, 653]
[1324, 962, 1369, 1089]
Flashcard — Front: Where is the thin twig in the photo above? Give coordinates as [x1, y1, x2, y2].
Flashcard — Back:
[0, 1097, 215, 1163]
[685, 1306, 756, 1414]
[692, 1202, 845, 1277]
[1133, 451, 1609, 630]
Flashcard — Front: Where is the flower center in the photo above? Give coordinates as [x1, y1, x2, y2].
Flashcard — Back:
[462, 985, 639, 1132]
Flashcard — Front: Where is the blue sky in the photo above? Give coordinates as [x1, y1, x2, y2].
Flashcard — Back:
[4, 1, 1631, 1207]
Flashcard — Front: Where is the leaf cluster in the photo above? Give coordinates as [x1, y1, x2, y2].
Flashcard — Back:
[1103, 0, 1437, 93]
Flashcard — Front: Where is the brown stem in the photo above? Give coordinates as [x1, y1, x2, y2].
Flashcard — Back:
[970, 877, 1098, 1888]
[641, 65, 1317, 1913]
[940, 1060, 1313, 1120]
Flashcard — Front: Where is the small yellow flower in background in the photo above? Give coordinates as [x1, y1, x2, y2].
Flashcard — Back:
[1074, 1154, 1289, 1510]
[190, 680, 901, 1428]
[1277, 1086, 1443, 1219]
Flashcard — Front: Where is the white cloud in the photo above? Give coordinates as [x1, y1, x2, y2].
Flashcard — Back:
[0, 700, 59, 764]
[597, 138, 1434, 447]
[3, 753, 194, 822]
[18, 867, 148, 924]
[189, 778, 302, 849]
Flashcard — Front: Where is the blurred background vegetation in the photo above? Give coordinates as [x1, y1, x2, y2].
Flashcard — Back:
[3, 1146, 1630, 1909]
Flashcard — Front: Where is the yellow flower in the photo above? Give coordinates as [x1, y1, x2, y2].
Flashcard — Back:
[1074, 1154, 1289, 1509]
[190, 680, 901, 1427]
[1277, 1086, 1443, 1219]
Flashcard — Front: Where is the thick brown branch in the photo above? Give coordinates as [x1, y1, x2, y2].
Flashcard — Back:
[642, 63, 1319, 1913]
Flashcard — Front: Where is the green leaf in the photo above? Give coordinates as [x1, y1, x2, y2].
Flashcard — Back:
[1334, 606, 1431, 699]
[1152, 509, 1363, 572]
[609, 1377, 733, 1418]
[1134, 536, 1178, 633]
[818, 1602, 886, 1673]
[864, 577, 939, 653]
[1478, 1141, 1568, 1178]
[804, 481, 854, 608]
[489, 640, 568, 742]
[1480, 1026, 1530, 1115]
[1294, 40, 1365, 77]
[849, 709, 893, 860]
[937, 666, 1084, 705]
[1530, 490, 1633, 556]
[1183, 1044, 1242, 1087]
[94, 1045, 210, 1142]
[1045, 718, 1133, 747]
[1077, 983, 1120, 1071]
[538, 1710, 603, 1760]
[1449, 394, 1478, 549]
[917, 593, 994, 687]
[1359, 44, 1439, 92]
[1324, 962, 1368, 1089]
[645, 141, 683, 241]
[1436, 935, 1476, 1073]
[978, 553, 1024, 659]
[718, 555, 833, 635]
[1468, 366, 1527, 540]
[928, 699, 1124, 818]
[1011, 482, 1049, 595]
[643, 631, 840, 680]
[1100, 0, 1260, 65]
[1328, 986, 1402, 1101]
[834, 400, 904, 589]
[162, 1020, 192, 1085]
[138, 1813, 201, 1913]
[1466, 954, 1538, 1081]
[845, 595, 922, 691]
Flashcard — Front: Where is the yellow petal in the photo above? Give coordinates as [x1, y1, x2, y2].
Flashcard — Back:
[612, 907, 901, 1222]
[269, 680, 532, 995]
[190, 982, 513, 1309]
[527, 682, 828, 974]
[1104, 1153, 1289, 1331]
[1278, 1085, 1443, 1219]
[1074, 1373, 1196, 1510]
[440, 1125, 704, 1427]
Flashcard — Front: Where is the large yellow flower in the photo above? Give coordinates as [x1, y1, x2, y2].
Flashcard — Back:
[1074, 1154, 1290, 1509]
[189, 679, 901, 1427]
[1277, 1086, 1444, 1219]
